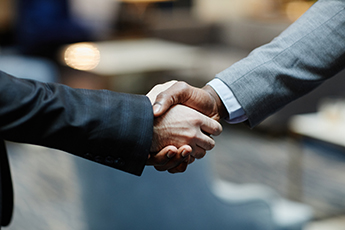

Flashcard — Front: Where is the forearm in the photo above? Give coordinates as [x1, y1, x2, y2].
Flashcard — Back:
[0, 72, 153, 175]
[216, 0, 345, 127]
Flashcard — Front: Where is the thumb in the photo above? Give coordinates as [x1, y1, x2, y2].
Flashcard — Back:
[153, 81, 192, 117]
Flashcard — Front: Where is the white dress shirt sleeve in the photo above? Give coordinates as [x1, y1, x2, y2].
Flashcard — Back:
[207, 78, 248, 124]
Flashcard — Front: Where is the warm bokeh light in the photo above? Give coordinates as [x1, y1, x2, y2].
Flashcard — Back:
[285, 1, 314, 22]
[64, 43, 100, 71]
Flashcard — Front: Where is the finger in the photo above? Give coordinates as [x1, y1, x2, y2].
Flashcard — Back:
[153, 82, 192, 117]
[146, 146, 177, 166]
[178, 145, 192, 158]
[200, 116, 223, 136]
[154, 145, 191, 171]
[194, 133, 216, 151]
[191, 145, 207, 159]
[168, 158, 189, 173]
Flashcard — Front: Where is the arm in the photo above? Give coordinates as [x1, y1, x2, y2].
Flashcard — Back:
[153, 0, 345, 127]
[216, 0, 345, 127]
[0, 72, 221, 175]
[0, 71, 152, 175]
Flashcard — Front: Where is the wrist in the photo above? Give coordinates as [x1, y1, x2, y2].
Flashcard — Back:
[202, 85, 229, 120]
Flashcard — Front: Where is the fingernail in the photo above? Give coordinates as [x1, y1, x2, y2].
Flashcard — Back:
[181, 150, 189, 158]
[167, 151, 176, 159]
[153, 104, 161, 114]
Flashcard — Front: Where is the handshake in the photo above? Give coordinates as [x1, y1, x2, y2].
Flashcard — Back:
[145, 81, 229, 174]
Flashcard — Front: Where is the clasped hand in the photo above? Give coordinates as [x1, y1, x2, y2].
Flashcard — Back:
[146, 81, 226, 173]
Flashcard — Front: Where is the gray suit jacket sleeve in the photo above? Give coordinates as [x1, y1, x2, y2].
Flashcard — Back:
[216, 0, 345, 127]
[0, 72, 153, 176]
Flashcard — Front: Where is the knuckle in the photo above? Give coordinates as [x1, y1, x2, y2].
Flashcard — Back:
[175, 81, 191, 102]
[156, 91, 175, 106]
[186, 131, 198, 142]
[155, 83, 163, 89]
[194, 119, 203, 127]
[155, 91, 167, 101]
[192, 130, 199, 139]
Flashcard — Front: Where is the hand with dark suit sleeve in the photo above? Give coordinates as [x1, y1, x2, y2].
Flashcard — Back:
[0, 72, 153, 175]
[0, 72, 221, 175]
[0, 73, 221, 229]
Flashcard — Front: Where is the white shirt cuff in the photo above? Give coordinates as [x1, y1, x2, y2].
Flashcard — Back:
[207, 79, 248, 124]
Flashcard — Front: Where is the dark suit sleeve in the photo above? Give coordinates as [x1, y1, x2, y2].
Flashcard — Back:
[0, 71, 153, 176]
[0, 140, 13, 226]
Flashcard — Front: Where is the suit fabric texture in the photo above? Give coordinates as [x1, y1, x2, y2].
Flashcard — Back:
[216, 0, 345, 127]
[0, 72, 153, 226]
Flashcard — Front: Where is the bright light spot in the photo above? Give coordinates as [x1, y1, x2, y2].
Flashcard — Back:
[64, 43, 100, 71]
[285, 1, 314, 22]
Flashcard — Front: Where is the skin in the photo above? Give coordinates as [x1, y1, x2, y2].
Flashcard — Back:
[146, 81, 223, 173]
[151, 104, 221, 158]
[152, 81, 228, 121]
[146, 145, 193, 173]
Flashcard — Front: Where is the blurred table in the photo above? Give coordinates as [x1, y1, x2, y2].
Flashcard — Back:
[288, 113, 345, 202]
[289, 113, 345, 147]
[91, 38, 202, 76]
[61, 38, 203, 92]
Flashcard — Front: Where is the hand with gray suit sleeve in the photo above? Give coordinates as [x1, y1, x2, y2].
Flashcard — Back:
[153, 81, 228, 123]
[152, 0, 345, 128]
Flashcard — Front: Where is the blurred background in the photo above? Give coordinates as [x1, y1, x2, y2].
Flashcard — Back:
[2, 0, 345, 229]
